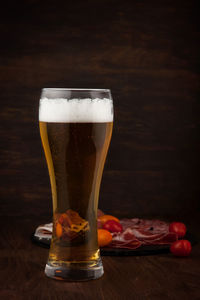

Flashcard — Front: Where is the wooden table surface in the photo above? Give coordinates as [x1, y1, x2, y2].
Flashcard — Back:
[0, 215, 199, 300]
[0, 0, 200, 298]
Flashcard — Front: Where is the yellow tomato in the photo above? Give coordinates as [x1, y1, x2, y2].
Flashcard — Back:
[98, 229, 112, 247]
[98, 214, 120, 225]
[56, 222, 63, 238]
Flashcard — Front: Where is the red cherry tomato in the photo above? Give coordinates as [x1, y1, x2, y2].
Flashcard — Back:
[169, 222, 186, 238]
[98, 215, 120, 225]
[103, 220, 123, 233]
[170, 240, 192, 257]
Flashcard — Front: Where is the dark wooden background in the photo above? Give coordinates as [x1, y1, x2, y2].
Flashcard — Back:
[0, 0, 199, 299]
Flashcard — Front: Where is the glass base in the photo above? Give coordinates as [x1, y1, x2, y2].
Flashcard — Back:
[45, 259, 104, 281]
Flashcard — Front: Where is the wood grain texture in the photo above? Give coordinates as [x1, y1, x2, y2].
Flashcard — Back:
[0, 0, 199, 298]
[0, 0, 199, 217]
[0, 218, 200, 300]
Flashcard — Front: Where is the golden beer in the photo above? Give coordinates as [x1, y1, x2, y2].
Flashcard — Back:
[39, 89, 113, 280]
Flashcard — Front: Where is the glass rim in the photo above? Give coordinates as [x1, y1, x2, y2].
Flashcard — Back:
[42, 88, 111, 92]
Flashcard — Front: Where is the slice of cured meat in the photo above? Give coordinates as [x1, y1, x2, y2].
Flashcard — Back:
[120, 218, 169, 233]
[109, 228, 141, 249]
[35, 223, 53, 239]
[150, 232, 177, 245]
[54, 209, 90, 241]
[107, 218, 177, 249]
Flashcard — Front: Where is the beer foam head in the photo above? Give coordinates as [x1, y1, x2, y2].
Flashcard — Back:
[39, 98, 113, 123]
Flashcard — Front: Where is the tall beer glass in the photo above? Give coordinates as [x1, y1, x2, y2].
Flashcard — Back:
[39, 88, 113, 280]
